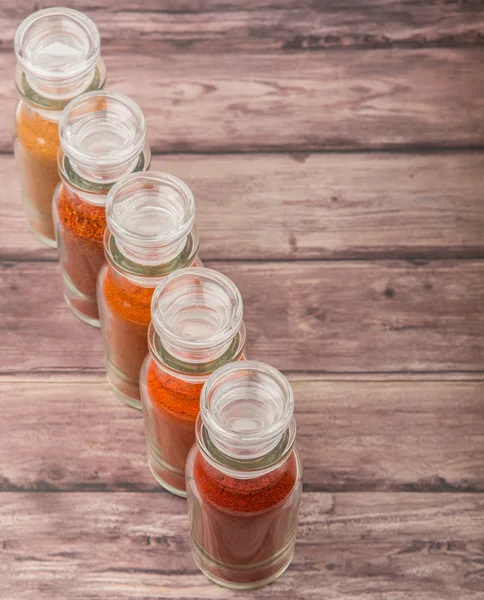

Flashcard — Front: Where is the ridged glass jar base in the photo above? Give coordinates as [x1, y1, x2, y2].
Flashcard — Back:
[190, 535, 295, 590]
[62, 269, 100, 327]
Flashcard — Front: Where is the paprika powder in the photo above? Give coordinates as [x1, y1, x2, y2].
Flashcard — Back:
[140, 268, 246, 497]
[14, 8, 105, 247]
[98, 172, 200, 408]
[186, 361, 302, 589]
[54, 91, 149, 326]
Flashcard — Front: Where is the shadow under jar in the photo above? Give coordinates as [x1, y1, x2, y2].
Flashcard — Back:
[186, 361, 303, 590]
[140, 267, 246, 497]
[53, 92, 149, 327]
[98, 172, 201, 409]
[14, 8, 106, 247]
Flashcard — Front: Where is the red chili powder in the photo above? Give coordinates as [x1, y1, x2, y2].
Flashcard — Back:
[191, 451, 299, 584]
[146, 361, 202, 492]
[57, 184, 106, 320]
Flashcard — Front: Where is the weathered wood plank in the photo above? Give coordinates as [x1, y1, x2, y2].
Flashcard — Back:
[3, 48, 484, 152]
[2, 152, 484, 261]
[1, 260, 483, 374]
[1, 492, 483, 599]
[3, 0, 484, 52]
[0, 380, 482, 492]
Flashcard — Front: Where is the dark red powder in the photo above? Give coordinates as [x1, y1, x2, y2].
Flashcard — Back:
[194, 451, 297, 513]
[190, 450, 300, 585]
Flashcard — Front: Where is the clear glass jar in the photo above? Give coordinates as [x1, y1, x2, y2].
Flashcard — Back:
[52, 91, 149, 327]
[186, 361, 302, 589]
[14, 8, 106, 247]
[98, 172, 201, 409]
[140, 267, 246, 497]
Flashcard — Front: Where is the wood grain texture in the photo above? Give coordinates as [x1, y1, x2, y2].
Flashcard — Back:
[1, 260, 483, 374]
[1, 492, 483, 599]
[3, 48, 484, 152]
[0, 379, 482, 492]
[3, 0, 484, 52]
[2, 152, 484, 261]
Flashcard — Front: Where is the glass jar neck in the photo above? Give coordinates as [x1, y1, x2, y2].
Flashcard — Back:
[149, 324, 246, 380]
[58, 148, 150, 205]
[196, 416, 296, 479]
[104, 228, 200, 286]
[16, 62, 106, 118]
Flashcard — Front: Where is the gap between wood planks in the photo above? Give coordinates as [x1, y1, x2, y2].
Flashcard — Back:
[1, 372, 483, 383]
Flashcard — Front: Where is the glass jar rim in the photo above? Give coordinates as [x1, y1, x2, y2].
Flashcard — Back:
[15, 8, 100, 84]
[103, 227, 200, 281]
[196, 415, 297, 478]
[151, 267, 244, 355]
[148, 323, 246, 380]
[59, 91, 147, 171]
[106, 171, 196, 250]
[200, 361, 295, 452]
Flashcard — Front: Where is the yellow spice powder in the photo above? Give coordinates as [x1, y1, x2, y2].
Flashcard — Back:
[15, 103, 61, 244]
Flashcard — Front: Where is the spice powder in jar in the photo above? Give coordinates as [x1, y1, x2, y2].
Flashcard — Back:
[98, 172, 200, 408]
[54, 91, 149, 326]
[186, 361, 303, 590]
[140, 267, 246, 497]
[14, 8, 106, 246]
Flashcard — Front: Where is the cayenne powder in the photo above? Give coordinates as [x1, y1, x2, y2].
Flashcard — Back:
[57, 185, 106, 321]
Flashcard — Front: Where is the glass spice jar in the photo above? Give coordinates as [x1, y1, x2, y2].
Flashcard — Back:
[14, 8, 106, 247]
[53, 91, 149, 327]
[186, 361, 302, 590]
[98, 172, 201, 409]
[140, 267, 246, 497]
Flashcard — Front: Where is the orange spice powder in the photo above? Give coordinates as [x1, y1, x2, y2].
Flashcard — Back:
[102, 267, 154, 401]
[57, 185, 106, 320]
[15, 103, 60, 243]
[145, 361, 202, 491]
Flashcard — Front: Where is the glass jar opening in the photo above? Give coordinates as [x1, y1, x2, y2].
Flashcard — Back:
[59, 91, 146, 183]
[200, 361, 295, 461]
[15, 8, 100, 100]
[106, 172, 196, 265]
[151, 268, 244, 364]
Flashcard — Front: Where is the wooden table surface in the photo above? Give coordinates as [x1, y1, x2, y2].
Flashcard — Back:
[1, 2, 484, 598]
